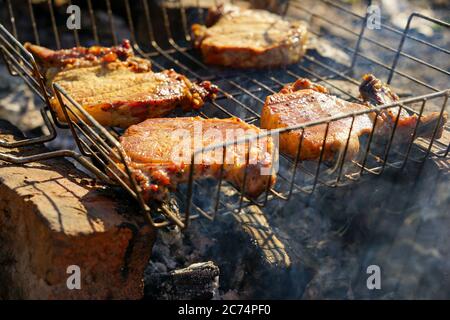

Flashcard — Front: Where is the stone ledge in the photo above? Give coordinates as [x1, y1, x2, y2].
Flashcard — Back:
[0, 120, 155, 299]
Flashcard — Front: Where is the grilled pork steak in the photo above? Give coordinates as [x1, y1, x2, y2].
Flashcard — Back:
[49, 63, 215, 128]
[113, 117, 276, 201]
[191, 4, 308, 68]
[26, 41, 217, 128]
[261, 79, 374, 162]
[25, 40, 151, 80]
[261, 77, 447, 162]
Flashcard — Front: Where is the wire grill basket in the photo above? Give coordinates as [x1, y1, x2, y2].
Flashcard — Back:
[0, 0, 448, 229]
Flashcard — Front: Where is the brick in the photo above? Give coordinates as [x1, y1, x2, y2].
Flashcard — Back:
[0, 120, 156, 299]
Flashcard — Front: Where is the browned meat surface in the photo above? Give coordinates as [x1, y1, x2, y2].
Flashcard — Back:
[261, 79, 373, 162]
[359, 74, 448, 142]
[191, 4, 308, 68]
[25, 40, 151, 80]
[49, 63, 215, 128]
[25, 41, 217, 128]
[261, 76, 448, 162]
[113, 117, 276, 201]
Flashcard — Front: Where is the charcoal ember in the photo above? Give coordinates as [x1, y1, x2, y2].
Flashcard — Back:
[185, 205, 298, 299]
[143, 194, 295, 299]
[145, 261, 220, 300]
[229, 208, 296, 299]
[149, 227, 183, 271]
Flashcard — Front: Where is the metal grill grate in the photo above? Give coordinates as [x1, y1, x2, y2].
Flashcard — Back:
[0, 0, 449, 229]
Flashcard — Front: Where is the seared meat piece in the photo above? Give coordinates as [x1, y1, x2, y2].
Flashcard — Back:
[191, 4, 308, 68]
[25, 40, 217, 128]
[261, 79, 373, 162]
[113, 117, 276, 201]
[359, 74, 448, 142]
[25, 40, 151, 80]
[50, 63, 215, 128]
